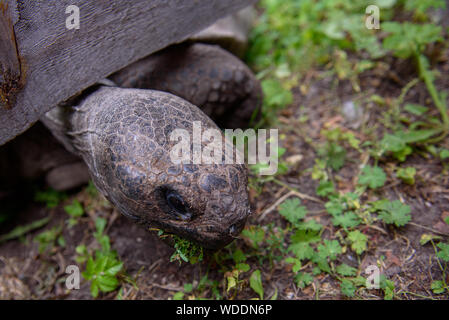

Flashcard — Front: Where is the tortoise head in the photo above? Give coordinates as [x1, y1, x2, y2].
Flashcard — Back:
[78, 88, 250, 250]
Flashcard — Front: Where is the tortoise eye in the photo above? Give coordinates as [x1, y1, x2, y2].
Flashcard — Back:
[165, 190, 192, 220]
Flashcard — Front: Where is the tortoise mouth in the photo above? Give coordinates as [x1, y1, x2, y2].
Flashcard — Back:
[149, 216, 247, 250]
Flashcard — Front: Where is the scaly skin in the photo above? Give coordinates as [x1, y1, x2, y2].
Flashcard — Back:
[40, 43, 262, 249]
[110, 43, 262, 129]
[54, 87, 250, 249]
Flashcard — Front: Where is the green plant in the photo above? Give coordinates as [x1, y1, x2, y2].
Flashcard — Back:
[400, 0, 446, 20]
[325, 193, 362, 229]
[34, 225, 65, 254]
[382, 21, 448, 141]
[78, 217, 125, 298]
[278, 198, 307, 227]
[154, 229, 204, 265]
[34, 188, 66, 208]
[0, 217, 50, 244]
[358, 165, 387, 189]
[173, 0, 446, 300]
[347, 230, 368, 255]
[241, 226, 265, 250]
[169, 235, 204, 265]
[396, 167, 416, 185]
[249, 269, 264, 299]
[420, 229, 449, 295]
[64, 199, 85, 227]
[371, 199, 412, 227]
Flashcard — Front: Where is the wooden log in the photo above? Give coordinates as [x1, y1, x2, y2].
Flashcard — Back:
[0, 0, 255, 145]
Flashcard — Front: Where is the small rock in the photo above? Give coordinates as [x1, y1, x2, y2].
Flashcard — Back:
[285, 154, 303, 166]
[341, 101, 363, 129]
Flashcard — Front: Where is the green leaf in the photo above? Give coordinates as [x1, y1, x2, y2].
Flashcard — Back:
[285, 257, 302, 273]
[95, 217, 107, 236]
[326, 143, 346, 171]
[375, 200, 411, 227]
[83, 257, 95, 279]
[296, 219, 323, 231]
[316, 180, 335, 197]
[97, 275, 119, 292]
[431, 280, 446, 294]
[290, 229, 320, 244]
[173, 292, 184, 300]
[404, 0, 446, 15]
[317, 240, 342, 261]
[34, 226, 62, 253]
[347, 230, 368, 255]
[105, 262, 123, 276]
[90, 281, 99, 298]
[436, 242, 449, 262]
[287, 230, 319, 261]
[235, 263, 250, 272]
[374, 0, 397, 9]
[34, 189, 66, 208]
[184, 283, 193, 293]
[261, 79, 293, 109]
[419, 233, 441, 245]
[440, 149, 449, 160]
[325, 198, 344, 216]
[340, 279, 356, 297]
[381, 134, 407, 153]
[392, 146, 413, 162]
[295, 272, 313, 289]
[270, 288, 278, 300]
[250, 270, 264, 299]
[278, 198, 307, 226]
[288, 242, 315, 261]
[226, 275, 237, 293]
[332, 212, 361, 229]
[241, 226, 265, 249]
[383, 22, 442, 58]
[57, 235, 66, 247]
[336, 264, 357, 276]
[232, 249, 246, 264]
[404, 103, 428, 116]
[358, 166, 387, 189]
[64, 200, 84, 218]
[76, 244, 87, 255]
[380, 276, 395, 300]
[0, 216, 50, 244]
[396, 167, 416, 185]
[396, 129, 441, 144]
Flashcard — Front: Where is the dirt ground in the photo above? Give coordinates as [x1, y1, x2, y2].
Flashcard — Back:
[1, 48, 449, 300]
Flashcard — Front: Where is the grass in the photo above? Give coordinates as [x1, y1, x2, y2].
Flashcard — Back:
[233, 0, 448, 299]
[1, 0, 448, 300]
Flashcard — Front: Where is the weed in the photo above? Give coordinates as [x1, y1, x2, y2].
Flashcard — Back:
[64, 199, 84, 227]
[34, 225, 65, 254]
[155, 229, 204, 265]
[76, 217, 127, 298]
[34, 188, 66, 208]
[0, 216, 50, 244]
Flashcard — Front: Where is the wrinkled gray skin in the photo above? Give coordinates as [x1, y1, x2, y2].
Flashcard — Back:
[46, 87, 251, 249]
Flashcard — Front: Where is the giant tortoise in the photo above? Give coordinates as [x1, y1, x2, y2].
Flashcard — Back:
[0, 4, 261, 250]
